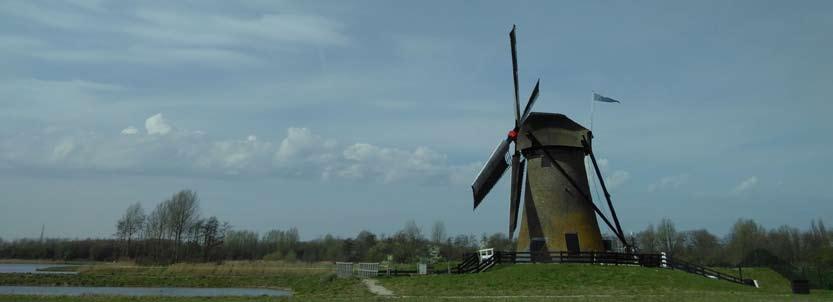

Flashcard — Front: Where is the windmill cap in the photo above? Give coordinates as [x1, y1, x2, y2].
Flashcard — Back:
[516, 112, 592, 151]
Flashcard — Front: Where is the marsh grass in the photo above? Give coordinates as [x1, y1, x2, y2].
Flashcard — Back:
[0, 259, 96, 265]
[164, 261, 332, 275]
[0, 261, 368, 298]
[34, 266, 81, 272]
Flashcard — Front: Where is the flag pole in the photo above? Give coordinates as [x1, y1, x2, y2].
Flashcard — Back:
[587, 91, 605, 219]
[590, 91, 596, 131]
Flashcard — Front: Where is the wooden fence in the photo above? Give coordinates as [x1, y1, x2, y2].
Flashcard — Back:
[668, 257, 757, 287]
[452, 250, 757, 287]
[491, 251, 663, 266]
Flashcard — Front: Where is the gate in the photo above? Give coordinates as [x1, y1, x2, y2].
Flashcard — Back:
[356, 263, 380, 278]
[335, 262, 353, 278]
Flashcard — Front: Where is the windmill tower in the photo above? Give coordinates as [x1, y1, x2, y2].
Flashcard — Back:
[471, 26, 628, 253]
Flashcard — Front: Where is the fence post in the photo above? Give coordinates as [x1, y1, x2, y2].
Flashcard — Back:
[738, 265, 743, 280]
[660, 252, 668, 268]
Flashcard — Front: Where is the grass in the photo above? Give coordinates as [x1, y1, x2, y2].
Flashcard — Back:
[378, 264, 833, 301]
[386, 261, 460, 273]
[36, 266, 81, 272]
[0, 259, 97, 265]
[3, 261, 833, 301]
[0, 261, 371, 299]
[713, 267, 793, 292]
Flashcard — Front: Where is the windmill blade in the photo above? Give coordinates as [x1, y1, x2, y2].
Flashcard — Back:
[510, 25, 521, 126]
[472, 138, 511, 209]
[509, 155, 525, 239]
[520, 79, 540, 124]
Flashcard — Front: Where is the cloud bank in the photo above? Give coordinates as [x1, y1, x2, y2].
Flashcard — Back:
[0, 114, 477, 185]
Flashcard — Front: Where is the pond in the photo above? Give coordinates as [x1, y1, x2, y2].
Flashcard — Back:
[0, 264, 78, 274]
[0, 286, 291, 297]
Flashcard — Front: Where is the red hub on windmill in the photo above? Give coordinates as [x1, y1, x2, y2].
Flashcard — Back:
[508, 130, 518, 139]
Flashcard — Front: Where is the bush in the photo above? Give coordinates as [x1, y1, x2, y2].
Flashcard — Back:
[262, 251, 283, 261]
[319, 273, 337, 283]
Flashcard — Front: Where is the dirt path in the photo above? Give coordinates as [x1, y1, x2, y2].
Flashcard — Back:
[362, 278, 394, 296]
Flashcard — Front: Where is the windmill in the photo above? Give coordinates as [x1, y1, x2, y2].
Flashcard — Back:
[471, 26, 630, 253]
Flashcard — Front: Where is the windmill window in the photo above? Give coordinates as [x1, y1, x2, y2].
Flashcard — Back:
[530, 237, 547, 252]
[565, 233, 580, 254]
[541, 157, 552, 167]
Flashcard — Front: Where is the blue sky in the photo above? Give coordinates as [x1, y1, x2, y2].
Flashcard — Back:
[1, 0, 831, 240]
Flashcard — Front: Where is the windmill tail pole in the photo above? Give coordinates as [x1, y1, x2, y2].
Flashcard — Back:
[583, 138, 629, 250]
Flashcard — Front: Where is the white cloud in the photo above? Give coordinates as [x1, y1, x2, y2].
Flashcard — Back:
[274, 127, 337, 166]
[0, 2, 349, 67]
[450, 162, 483, 186]
[597, 158, 609, 170]
[606, 170, 631, 189]
[65, 0, 108, 12]
[195, 137, 274, 175]
[0, 1, 92, 30]
[120, 126, 139, 135]
[648, 174, 690, 192]
[732, 176, 759, 194]
[130, 10, 349, 47]
[586, 158, 630, 189]
[272, 128, 464, 183]
[2, 110, 477, 184]
[340, 143, 449, 183]
[145, 113, 172, 135]
[51, 139, 76, 161]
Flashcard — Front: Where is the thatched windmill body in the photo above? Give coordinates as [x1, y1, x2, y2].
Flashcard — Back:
[472, 26, 629, 253]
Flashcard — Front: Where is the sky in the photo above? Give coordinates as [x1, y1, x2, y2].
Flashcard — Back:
[1, 0, 832, 240]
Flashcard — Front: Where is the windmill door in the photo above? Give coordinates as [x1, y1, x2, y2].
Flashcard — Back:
[565, 233, 580, 254]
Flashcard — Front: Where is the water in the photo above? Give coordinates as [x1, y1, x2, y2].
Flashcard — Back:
[0, 286, 291, 297]
[0, 264, 78, 274]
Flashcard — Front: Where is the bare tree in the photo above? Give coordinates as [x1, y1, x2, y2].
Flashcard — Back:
[766, 225, 803, 263]
[402, 220, 422, 241]
[115, 202, 145, 258]
[637, 224, 658, 252]
[657, 218, 683, 256]
[144, 201, 170, 261]
[200, 216, 226, 262]
[684, 229, 721, 265]
[431, 220, 447, 244]
[726, 218, 766, 264]
[167, 190, 200, 262]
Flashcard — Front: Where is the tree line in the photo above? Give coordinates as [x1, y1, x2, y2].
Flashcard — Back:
[631, 218, 832, 267]
[0, 189, 512, 265]
[630, 217, 832, 288]
[0, 189, 830, 287]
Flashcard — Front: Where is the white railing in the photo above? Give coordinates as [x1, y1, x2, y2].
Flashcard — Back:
[356, 262, 379, 278]
[335, 262, 353, 278]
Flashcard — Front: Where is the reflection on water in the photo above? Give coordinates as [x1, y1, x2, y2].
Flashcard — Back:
[0, 264, 78, 274]
[0, 286, 291, 297]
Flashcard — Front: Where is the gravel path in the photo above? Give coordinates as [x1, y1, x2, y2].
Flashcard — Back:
[362, 278, 394, 296]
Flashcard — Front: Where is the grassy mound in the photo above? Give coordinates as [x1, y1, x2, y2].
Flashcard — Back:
[379, 264, 833, 301]
[1, 262, 831, 301]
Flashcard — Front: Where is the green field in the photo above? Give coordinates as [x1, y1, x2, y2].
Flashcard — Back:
[378, 264, 833, 301]
[1, 261, 832, 301]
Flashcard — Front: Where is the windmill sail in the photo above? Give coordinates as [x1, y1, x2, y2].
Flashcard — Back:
[472, 138, 511, 209]
[509, 157, 525, 238]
